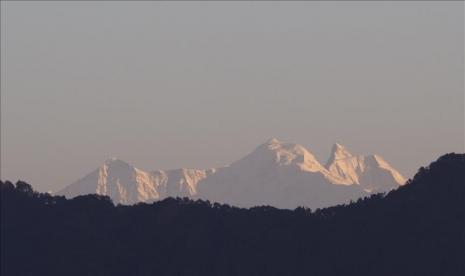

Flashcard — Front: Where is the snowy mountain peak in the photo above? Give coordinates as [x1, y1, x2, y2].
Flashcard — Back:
[368, 154, 392, 169]
[103, 157, 131, 167]
[333, 143, 352, 156]
[266, 137, 282, 145]
[364, 154, 406, 186]
[325, 145, 406, 193]
[243, 139, 324, 172]
[106, 156, 119, 162]
[326, 143, 353, 166]
[59, 158, 215, 205]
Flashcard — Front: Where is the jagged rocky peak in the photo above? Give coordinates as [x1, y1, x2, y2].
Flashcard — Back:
[363, 154, 406, 186]
[332, 143, 353, 159]
[104, 157, 124, 164]
[242, 138, 323, 171]
[267, 137, 282, 145]
[102, 157, 134, 170]
[325, 144, 406, 192]
[366, 154, 393, 169]
[326, 143, 353, 167]
[99, 158, 142, 183]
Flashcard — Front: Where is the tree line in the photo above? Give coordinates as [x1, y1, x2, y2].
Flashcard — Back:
[1, 153, 464, 276]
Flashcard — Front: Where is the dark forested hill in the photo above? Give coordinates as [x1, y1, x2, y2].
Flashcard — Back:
[1, 153, 464, 276]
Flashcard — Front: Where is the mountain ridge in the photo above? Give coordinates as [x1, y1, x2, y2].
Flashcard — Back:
[58, 138, 406, 208]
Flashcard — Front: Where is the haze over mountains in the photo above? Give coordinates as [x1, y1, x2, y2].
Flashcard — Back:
[59, 139, 406, 209]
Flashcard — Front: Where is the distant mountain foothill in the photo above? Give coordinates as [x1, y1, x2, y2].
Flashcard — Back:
[1, 153, 464, 276]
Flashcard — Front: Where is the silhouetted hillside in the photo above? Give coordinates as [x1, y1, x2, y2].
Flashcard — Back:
[1, 153, 464, 276]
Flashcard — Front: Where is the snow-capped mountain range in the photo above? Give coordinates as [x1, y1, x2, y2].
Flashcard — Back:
[58, 138, 406, 209]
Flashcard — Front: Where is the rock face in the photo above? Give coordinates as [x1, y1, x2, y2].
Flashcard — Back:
[195, 139, 367, 209]
[58, 139, 406, 209]
[60, 158, 213, 205]
[325, 143, 406, 193]
[151, 168, 216, 198]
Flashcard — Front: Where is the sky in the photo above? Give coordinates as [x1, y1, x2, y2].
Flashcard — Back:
[1, 1, 464, 192]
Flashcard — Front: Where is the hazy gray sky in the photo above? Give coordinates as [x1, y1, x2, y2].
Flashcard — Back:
[1, 1, 464, 192]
